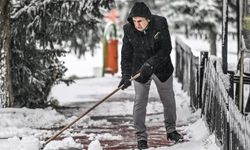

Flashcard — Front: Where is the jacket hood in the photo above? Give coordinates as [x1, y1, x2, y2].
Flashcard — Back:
[127, 2, 152, 24]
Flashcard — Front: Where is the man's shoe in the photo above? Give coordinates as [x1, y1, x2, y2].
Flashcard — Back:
[137, 140, 148, 149]
[167, 130, 183, 143]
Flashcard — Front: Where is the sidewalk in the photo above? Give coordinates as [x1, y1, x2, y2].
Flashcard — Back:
[50, 76, 217, 150]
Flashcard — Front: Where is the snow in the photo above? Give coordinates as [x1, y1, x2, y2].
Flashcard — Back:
[0, 136, 40, 150]
[0, 33, 222, 149]
[88, 140, 102, 150]
[0, 75, 220, 150]
[59, 48, 103, 78]
[1, 0, 243, 149]
[44, 137, 83, 150]
[88, 133, 123, 141]
[176, 33, 237, 71]
[2, 3, 236, 147]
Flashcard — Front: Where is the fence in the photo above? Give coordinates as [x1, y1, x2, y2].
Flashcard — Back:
[175, 37, 250, 150]
[175, 37, 200, 110]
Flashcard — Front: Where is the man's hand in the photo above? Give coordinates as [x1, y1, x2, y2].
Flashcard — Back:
[118, 76, 131, 90]
[139, 62, 154, 80]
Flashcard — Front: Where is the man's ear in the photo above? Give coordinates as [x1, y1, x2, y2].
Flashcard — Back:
[147, 19, 150, 22]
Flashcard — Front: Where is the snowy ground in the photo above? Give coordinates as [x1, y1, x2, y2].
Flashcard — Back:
[0, 76, 220, 150]
[0, 34, 229, 149]
[51, 76, 220, 150]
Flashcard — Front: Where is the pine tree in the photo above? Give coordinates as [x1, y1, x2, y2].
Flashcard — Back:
[167, 0, 198, 38]
[0, 0, 113, 108]
[167, 0, 236, 56]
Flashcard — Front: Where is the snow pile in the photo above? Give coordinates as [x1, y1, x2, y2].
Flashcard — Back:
[203, 134, 220, 150]
[148, 117, 220, 150]
[185, 118, 209, 141]
[0, 108, 66, 139]
[0, 136, 40, 150]
[88, 139, 103, 150]
[88, 133, 123, 141]
[0, 108, 66, 129]
[44, 137, 83, 150]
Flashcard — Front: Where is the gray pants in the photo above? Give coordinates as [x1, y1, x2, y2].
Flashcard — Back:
[133, 74, 176, 141]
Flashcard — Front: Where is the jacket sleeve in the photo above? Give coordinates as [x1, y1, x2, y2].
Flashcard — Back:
[121, 25, 134, 77]
[146, 17, 172, 69]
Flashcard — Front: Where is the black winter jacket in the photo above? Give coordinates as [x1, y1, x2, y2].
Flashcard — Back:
[121, 2, 173, 83]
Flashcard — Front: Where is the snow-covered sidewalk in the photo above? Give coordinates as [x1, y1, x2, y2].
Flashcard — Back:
[0, 76, 219, 150]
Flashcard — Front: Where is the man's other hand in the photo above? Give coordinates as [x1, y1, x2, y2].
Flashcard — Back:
[118, 76, 131, 90]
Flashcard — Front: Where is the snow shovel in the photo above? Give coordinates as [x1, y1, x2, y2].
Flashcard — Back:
[43, 73, 140, 147]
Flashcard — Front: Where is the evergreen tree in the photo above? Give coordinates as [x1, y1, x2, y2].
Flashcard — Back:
[167, 0, 198, 38]
[0, 0, 113, 108]
[192, 0, 222, 55]
[167, 0, 236, 56]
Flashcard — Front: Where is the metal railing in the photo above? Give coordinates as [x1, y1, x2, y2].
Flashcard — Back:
[175, 36, 200, 110]
[175, 37, 250, 150]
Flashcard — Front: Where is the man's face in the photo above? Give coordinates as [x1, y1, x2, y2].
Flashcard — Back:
[132, 17, 149, 32]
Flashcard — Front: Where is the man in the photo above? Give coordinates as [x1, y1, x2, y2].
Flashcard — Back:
[118, 2, 183, 149]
